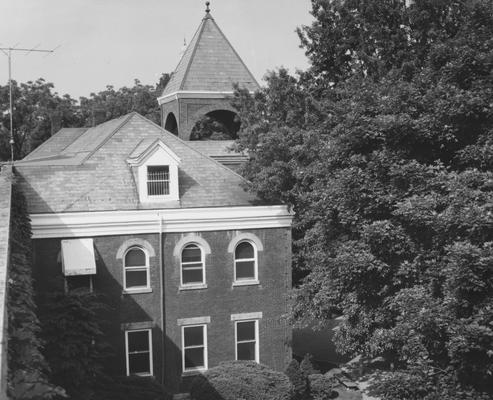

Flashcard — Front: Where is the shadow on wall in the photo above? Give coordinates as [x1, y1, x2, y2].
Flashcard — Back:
[292, 319, 349, 371]
[32, 236, 184, 397]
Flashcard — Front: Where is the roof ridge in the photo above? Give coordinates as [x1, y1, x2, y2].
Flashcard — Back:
[179, 18, 208, 91]
[132, 113, 250, 183]
[79, 113, 136, 164]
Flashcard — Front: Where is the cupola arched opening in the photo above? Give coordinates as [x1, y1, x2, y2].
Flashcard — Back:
[190, 109, 240, 140]
[164, 112, 178, 135]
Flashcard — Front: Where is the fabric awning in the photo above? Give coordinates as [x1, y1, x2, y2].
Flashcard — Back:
[61, 238, 96, 276]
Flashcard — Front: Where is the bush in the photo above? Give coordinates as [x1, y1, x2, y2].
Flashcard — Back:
[93, 375, 172, 400]
[285, 359, 307, 400]
[190, 361, 293, 400]
[299, 353, 320, 378]
[308, 374, 338, 400]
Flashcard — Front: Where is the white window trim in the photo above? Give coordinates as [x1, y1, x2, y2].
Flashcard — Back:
[233, 240, 258, 285]
[132, 142, 181, 204]
[180, 243, 206, 289]
[123, 246, 151, 293]
[234, 319, 259, 363]
[181, 324, 208, 374]
[125, 329, 153, 377]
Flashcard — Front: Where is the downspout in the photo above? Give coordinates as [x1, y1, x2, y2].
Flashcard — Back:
[158, 212, 165, 384]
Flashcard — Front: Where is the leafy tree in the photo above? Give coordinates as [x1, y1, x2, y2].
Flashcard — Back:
[0, 79, 80, 161]
[37, 288, 115, 400]
[78, 74, 170, 126]
[233, 0, 493, 398]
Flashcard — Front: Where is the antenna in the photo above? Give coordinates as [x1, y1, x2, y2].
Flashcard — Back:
[0, 45, 56, 162]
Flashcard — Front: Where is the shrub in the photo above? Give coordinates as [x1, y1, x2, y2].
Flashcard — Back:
[299, 353, 320, 378]
[93, 375, 172, 400]
[308, 374, 338, 400]
[285, 359, 307, 400]
[190, 361, 293, 400]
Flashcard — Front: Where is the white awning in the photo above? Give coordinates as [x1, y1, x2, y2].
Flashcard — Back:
[61, 238, 96, 276]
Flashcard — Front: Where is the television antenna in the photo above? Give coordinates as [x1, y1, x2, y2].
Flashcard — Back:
[0, 45, 57, 162]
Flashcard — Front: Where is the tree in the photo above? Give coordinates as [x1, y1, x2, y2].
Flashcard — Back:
[78, 74, 170, 126]
[233, 0, 493, 398]
[0, 79, 80, 160]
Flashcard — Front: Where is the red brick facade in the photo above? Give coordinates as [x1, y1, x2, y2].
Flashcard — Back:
[32, 227, 291, 392]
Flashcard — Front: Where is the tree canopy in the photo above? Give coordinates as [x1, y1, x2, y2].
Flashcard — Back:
[0, 74, 169, 161]
[233, 0, 493, 398]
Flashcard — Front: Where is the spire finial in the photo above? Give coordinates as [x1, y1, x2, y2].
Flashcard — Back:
[205, 1, 210, 13]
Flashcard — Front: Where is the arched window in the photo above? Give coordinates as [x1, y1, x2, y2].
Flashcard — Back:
[181, 244, 205, 286]
[234, 241, 257, 283]
[124, 247, 149, 291]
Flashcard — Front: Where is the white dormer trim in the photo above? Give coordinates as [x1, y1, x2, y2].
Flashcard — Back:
[127, 141, 181, 203]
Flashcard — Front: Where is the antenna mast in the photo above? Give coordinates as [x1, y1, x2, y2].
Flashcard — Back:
[0, 46, 56, 162]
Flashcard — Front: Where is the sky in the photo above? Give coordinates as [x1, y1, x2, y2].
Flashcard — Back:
[0, 0, 314, 99]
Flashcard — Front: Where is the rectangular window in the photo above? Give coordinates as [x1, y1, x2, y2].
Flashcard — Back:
[65, 275, 93, 293]
[182, 324, 207, 372]
[147, 166, 170, 196]
[125, 329, 153, 376]
[235, 320, 258, 362]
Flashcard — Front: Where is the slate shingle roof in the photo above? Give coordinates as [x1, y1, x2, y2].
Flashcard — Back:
[162, 11, 260, 97]
[15, 113, 259, 214]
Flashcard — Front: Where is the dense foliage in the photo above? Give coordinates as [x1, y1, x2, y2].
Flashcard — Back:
[37, 289, 115, 400]
[7, 183, 63, 399]
[0, 74, 169, 160]
[190, 361, 293, 400]
[233, 0, 493, 398]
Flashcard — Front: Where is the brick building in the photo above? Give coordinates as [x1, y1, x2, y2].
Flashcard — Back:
[14, 5, 293, 394]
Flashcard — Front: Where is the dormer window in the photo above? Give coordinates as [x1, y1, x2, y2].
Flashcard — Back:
[147, 166, 170, 196]
[127, 140, 181, 203]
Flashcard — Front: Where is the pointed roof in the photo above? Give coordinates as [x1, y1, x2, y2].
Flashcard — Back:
[161, 7, 260, 98]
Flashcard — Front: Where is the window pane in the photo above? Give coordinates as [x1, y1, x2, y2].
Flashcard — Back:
[126, 270, 148, 288]
[182, 268, 203, 284]
[128, 331, 149, 352]
[237, 321, 255, 341]
[237, 342, 256, 361]
[184, 347, 204, 369]
[182, 245, 201, 262]
[236, 261, 255, 279]
[147, 166, 170, 196]
[128, 352, 150, 374]
[148, 166, 169, 180]
[235, 242, 254, 259]
[125, 249, 145, 267]
[184, 326, 204, 347]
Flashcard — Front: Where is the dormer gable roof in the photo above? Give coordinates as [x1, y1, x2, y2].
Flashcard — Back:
[127, 139, 181, 167]
[160, 9, 260, 99]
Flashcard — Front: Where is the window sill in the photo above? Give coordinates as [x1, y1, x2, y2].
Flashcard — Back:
[182, 368, 207, 377]
[122, 288, 153, 295]
[179, 283, 208, 291]
[232, 280, 259, 287]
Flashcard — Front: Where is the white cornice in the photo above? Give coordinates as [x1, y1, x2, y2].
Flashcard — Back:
[157, 90, 255, 105]
[30, 205, 293, 239]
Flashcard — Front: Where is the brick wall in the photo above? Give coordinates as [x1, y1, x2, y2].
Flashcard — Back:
[33, 226, 292, 393]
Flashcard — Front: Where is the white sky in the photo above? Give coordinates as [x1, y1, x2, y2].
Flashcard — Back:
[0, 0, 313, 99]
